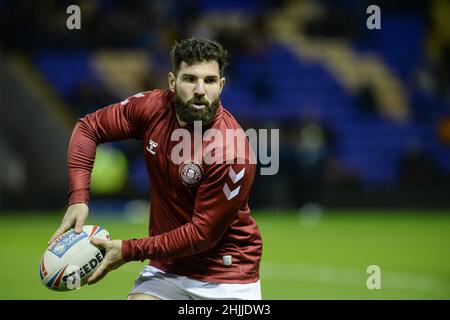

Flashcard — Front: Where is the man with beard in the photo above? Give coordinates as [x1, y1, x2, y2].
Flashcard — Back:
[48, 38, 262, 300]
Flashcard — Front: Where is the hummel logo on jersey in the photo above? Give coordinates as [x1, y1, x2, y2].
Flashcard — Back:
[222, 167, 245, 200]
[228, 167, 245, 183]
[146, 139, 158, 155]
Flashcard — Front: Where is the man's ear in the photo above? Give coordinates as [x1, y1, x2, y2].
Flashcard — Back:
[219, 77, 226, 94]
[168, 72, 176, 92]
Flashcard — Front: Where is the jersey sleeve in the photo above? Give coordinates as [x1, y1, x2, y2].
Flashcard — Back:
[121, 159, 256, 262]
[67, 92, 152, 205]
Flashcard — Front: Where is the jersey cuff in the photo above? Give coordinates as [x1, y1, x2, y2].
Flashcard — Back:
[68, 190, 89, 206]
[122, 239, 134, 262]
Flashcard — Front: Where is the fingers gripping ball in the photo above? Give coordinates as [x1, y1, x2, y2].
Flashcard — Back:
[40, 225, 111, 291]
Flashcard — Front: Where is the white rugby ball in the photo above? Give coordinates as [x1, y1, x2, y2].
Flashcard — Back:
[40, 225, 110, 291]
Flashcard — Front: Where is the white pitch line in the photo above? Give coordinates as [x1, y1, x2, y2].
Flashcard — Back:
[261, 262, 450, 293]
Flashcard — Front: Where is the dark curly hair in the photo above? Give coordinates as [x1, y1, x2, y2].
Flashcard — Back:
[170, 38, 229, 76]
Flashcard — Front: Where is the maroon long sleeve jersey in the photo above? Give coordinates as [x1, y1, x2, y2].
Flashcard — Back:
[67, 89, 262, 283]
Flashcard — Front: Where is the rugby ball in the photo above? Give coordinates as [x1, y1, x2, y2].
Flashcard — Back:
[40, 225, 110, 291]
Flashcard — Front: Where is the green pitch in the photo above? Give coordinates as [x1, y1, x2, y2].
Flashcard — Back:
[0, 209, 449, 299]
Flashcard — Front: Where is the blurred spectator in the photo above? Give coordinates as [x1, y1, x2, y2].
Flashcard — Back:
[355, 84, 378, 115]
[426, 0, 450, 99]
[303, 1, 359, 39]
[437, 116, 450, 147]
[71, 80, 117, 117]
[398, 142, 438, 187]
[284, 119, 335, 207]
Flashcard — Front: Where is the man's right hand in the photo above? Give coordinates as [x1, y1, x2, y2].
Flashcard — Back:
[48, 203, 89, 247]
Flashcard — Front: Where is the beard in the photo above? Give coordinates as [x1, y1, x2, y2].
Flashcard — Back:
[173, 91, 220, 127]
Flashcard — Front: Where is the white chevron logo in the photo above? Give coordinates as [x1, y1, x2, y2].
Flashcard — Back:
[223, 183, 241, 200]
[228, 167, 245, 183]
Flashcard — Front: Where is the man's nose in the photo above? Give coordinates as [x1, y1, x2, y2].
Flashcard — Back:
[194, 81, 205, 96]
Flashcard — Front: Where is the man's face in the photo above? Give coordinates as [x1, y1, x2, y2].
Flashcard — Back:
[169, 60, 225, 127]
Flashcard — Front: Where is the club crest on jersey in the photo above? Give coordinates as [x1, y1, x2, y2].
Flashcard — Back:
[179, 161, 203, 186]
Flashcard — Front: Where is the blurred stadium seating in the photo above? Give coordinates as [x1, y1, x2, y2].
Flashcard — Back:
[0, 0, 449, 210]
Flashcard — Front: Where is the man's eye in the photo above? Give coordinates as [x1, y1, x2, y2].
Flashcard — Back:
[205, 78, 217, 84]
[185, 77, 196, 82]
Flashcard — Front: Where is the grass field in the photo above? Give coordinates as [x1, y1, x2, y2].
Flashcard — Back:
[0, 209, 449, 300]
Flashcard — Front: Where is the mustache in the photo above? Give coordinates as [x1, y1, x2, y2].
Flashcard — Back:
[188, 98, 209, 106]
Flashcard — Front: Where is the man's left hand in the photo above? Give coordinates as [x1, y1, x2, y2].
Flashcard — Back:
[87, 238, 126, 285]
